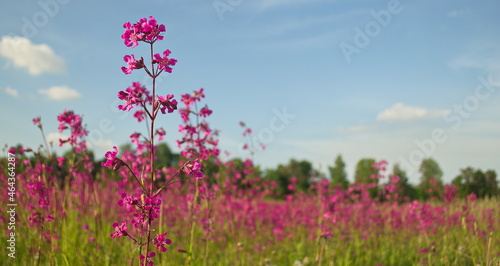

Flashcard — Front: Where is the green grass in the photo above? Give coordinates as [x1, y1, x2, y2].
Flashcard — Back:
[1, 197, 499, 266]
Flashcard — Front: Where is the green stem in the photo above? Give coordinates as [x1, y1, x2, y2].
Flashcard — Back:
[188, 178, 200, 263]
[142, 40, 157, 266]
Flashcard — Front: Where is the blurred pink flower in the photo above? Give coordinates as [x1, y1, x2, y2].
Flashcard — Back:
[110, 221, 128, 239]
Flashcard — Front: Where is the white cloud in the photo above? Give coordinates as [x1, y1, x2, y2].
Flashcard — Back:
[377, 103, 450, 122]
[4, 86, 18, 98]
[46, 132, 68, 146]
[448, 45, 500, 75]
[0, 36, 66, 75]
[38, 85, 81, 101]
[87, 139, 116, 150]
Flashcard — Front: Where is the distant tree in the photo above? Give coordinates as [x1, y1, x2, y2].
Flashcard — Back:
[264, 165, 290, 197]
[418, 158, 443, 200]
[354, 158, 378, 198]
[452, 168, 471, 197]
[329, 154, 349, 189]
[419, 158, 443, 182]
[392, 163, 417, 201]
[264, 159, 314, 196]
[201, 156, 222, 183]
[284, 159, 313, 191]
[354, 158, 377, 184]
[155, 142, 179, 169]
[453, 168, 499, 198]
[221, 157, 262, 188]
[119, 143, 133, 154]
[472, 170, 487, 197]
[63, 147, 95, 162]
[484, 170, 499, 197]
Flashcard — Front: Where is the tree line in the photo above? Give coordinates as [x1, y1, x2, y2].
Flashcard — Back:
[324, 155, 498, 200]
[4, 143, 498, 201]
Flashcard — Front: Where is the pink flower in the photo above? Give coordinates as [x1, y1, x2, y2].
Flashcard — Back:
[102, 146, 118, 166]
[466, 193, 477, 202]
[32, 116, 41, 127]
[57, 157, 65, 167]
[184, 160, 203, 179]
[121, 55, 143, 74]
[193, 88, 205, 100]
[102, 146, 124, 170]
[118, 82, 149, 112]
[153, 49, 177, 73]
[56, 110, 88, 153]
[133, 110, 145, 122]
[153, 232, 172, 252]
[156, 128, 166, 141]
[45, 213, 54, 222]
[199, 105, 212, 117]
[110, 221, 128, 238]
[141, 16, 166, 42]
[179, 109, 190, 122]
[122, 17, 166, 47]
[144, 197, 162, 220]
[122, 22, 143, 47]
[139, 250, 156, 266]
[118, 193, 138, 209]
[158, 94, 178, 114]
[130, 132, 141, 144]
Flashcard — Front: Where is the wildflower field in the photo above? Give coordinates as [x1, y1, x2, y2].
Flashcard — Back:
[2, 17, 499, 266]
[1, 151, 500, 266]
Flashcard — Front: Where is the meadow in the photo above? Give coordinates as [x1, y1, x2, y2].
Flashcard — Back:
[1, 148, 499, 265]
[1, 16, 499, 266]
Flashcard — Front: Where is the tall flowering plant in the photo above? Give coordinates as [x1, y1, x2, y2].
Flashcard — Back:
[102, 16, 202, 266]
[177, 88, 220, 161]
[175, 88, 220, 263]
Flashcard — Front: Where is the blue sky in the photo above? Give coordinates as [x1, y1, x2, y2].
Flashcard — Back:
[1, 0, 499, 184]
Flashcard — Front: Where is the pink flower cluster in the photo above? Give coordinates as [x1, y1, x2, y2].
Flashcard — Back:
[57, 110, 88, 153]
[239, 121, 265, 156]
[121, 50, 176, 75]
[122, 16, 166, 47]
[32, 116, 42, 128]
[183, 159, 204, 179]
[116, 83, 177, 123]
[106, 16, 203, 265]
[121, 16, 177, 75]
[102, 146, 125, 170]
[152, 232, 172, 252]
[177, 88, 220, 160]
[109, 192, 172, 266]
[157, 94, 177, 114]
[117, 82, 151, 112]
